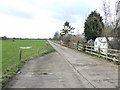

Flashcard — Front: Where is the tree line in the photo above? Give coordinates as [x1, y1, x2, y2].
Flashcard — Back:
[53, 0, 120, 50]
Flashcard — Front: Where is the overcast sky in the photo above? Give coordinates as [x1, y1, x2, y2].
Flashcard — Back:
[0, 0, 117, 38]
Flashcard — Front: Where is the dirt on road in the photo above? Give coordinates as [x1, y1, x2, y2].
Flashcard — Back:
[4, 40, 118, 88]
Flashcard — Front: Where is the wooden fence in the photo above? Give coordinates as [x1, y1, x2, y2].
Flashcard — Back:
[71, 43, 120, 62]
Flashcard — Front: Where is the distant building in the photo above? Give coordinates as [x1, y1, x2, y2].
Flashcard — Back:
[87, 39, 94, 46]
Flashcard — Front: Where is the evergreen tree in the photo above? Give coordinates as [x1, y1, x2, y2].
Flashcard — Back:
[84, 11, 104, 41]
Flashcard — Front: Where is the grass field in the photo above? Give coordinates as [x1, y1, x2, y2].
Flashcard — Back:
[2, 40, 55, 86]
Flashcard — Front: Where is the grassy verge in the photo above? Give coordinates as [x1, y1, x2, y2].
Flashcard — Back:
[2, 40, 55, 87]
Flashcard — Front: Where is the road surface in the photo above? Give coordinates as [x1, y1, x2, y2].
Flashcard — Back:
[4, 41, 118, 88]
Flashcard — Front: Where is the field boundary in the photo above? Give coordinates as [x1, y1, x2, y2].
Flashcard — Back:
[72, 43, 120, 62]
[54, 41, 120, 64]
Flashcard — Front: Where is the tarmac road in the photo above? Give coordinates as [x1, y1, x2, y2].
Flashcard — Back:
[4, 40, 118, 88]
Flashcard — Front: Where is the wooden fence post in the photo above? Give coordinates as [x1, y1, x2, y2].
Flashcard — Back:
[98, 47, 100, 57]
[77, 41, 79, 51]
[91, 46, 92, 54]
[19, 49, 22, 61]
[106, 49, 108, 60]
[85, 45, 87, 52]
[118, 50, 120, 60]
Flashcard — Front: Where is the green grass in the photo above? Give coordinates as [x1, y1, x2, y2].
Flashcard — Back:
[2, 40, 55, 86]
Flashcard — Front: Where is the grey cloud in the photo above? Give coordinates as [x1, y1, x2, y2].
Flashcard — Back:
[48, 1, 95, 23]
[0, 6, 33, 19]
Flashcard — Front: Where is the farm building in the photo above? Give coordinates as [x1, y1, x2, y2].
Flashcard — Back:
[87, 39, 94, 46]
[94, 37, 113, 54]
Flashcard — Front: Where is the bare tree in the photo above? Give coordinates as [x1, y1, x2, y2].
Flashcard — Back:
[102, 0, 113, 37]
[102, 0, 111, 24]
[102, 0, 120, 49]
[53, 31, 60, 41]
[113, 0, 120, 49]
[60, 21, 75, 45]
